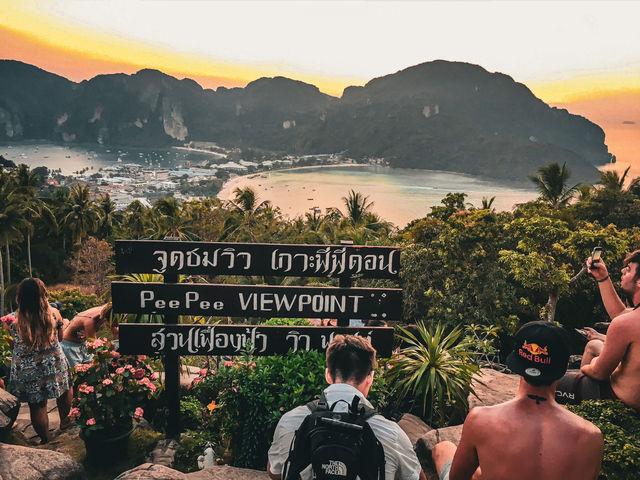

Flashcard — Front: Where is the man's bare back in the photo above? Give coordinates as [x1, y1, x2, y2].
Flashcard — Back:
[62, 305, 105, 343]
[434, 322, 603, 480]
[460, 393, 602, 480]
[600, 309, 640, 409]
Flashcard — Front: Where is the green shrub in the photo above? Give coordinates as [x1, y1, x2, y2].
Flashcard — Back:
[180, 396, 205, 431]
[262, 317, 312, 326]
[173, 429, 217, 473]
[49, 289, 100, 319]
[185, 350, 390, 471]
[387, 322, 480, 426]
[566, 400, 640, 480]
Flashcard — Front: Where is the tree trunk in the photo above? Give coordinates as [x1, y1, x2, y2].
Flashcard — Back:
[27, 234, 32, 277]
[0, 247, 4, 315]
[5, 244, 10, 285]
[544, 291, 559, 322]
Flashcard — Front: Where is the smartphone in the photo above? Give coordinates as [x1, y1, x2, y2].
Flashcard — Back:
[591, 246, 602, 264]
[575, 328, 588, 338]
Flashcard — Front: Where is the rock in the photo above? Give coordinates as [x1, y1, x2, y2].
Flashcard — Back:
[468, 368, 519, 409]
[115, 463, 186, 480]
[186, 465, 269, 479]
[146, 438, 180, 467]
[397, 413, 432, 447]
[415, 425, 464, 480]
[115, 463, 269, 480]
[0, 389, 20, 434]
[0, 442, 85, 480]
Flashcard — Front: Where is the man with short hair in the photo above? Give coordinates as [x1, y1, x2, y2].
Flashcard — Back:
[432, 321, 603, 480]
[60, 303, 112, 367]
[267, 334, 425, 480]
[579, 249, 640, 409]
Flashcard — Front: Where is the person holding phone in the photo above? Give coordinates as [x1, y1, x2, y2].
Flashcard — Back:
[577, 249, 640, 410]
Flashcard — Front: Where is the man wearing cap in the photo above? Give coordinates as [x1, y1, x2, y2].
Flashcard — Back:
[431, 321, 603, 480]
[577, 249, 640, 410]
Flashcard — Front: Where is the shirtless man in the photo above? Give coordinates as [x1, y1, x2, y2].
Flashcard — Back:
[432, 321, 603, 480]
[60, 303, 112, 367]
[580, 249, 640, 409]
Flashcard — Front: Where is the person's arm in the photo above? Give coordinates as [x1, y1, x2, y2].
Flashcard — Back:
[582, 327, 606, 342]
[448, 410, 481, 480]
[587, 258, 628, 319]
[581, 316, 630, 380]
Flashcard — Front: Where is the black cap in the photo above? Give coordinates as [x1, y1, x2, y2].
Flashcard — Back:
[506, 321, 570, 383]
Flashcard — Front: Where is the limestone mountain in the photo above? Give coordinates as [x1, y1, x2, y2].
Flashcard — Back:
[0, 59, 611, 183]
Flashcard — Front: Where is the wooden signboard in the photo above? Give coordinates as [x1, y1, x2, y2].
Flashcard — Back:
[111, 282, 401, 321]
[118, 324, 394, 357]
[112, 239, 403, 437]
[115, 240, 400, 279]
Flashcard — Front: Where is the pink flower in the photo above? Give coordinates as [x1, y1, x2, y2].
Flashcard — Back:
[115, 367, 125, 375]
[78, 383, 95, 394]
[150, 372, 158, 381]
[199, 368, 208, 377]
[87, 338, 105, 349]
[133, 369, 146, 379]
[69, 408, 81, 419]
[110, 351, 120, 359]
[134, 407, 144, 420]
[102, 378, 113, 386]
[137, 355, 147, 361]
[74, 363, 91, 373]
[0, 314, 16, 325]
[86, 418, 96, 426]
[224, 361, 234, 368]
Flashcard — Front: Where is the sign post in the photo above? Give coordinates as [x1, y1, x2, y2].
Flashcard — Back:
[112, 240, 402, 437]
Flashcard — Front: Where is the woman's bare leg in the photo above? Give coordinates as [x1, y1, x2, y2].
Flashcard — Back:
[29, 400, 50, 443]
[57, 387, 73, 425]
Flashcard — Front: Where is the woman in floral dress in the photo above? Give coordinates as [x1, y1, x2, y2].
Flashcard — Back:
[7, 278, 72, 443]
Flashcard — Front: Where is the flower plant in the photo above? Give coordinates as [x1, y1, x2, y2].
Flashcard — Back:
[0, 314, 16, 372]
[70, 337, 160, 436]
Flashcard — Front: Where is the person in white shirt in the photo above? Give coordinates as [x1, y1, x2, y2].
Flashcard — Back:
[267, 334, 425, 480]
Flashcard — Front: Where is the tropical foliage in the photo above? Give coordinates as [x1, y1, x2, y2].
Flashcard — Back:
[387, 322, 480, 424]
[567, 400, 640, 480]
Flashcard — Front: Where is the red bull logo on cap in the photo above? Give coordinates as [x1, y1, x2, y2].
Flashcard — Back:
[519, 340, 551, 364]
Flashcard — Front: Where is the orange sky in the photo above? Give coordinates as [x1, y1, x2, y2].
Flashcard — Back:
[0, 25, 248, 91]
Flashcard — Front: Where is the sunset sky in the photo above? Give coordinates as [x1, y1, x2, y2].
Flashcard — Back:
[2, 0, 639, 100]
[1, 0, 639, 168]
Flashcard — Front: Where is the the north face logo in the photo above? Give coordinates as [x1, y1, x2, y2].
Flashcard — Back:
[321, 460, 347, 476]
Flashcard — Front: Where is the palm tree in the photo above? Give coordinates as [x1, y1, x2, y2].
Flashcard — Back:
[148, 197, 195, 240]
[480, 196, 496, 210]
[97, 194, 118, 239]
[0, 172, 28, 314]
[227, 187, 271, 215]
[13, 164, 42, 277]
[597, 166, 640, 194]
[528, 162, 579, 208]
[123, 200, 148, 239]
[341, 190, 374, 225]
[62, 184, 100, 246]
[221, 187, 272, 241]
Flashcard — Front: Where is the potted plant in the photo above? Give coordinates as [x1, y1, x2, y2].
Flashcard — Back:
[69, 337, 159, 462]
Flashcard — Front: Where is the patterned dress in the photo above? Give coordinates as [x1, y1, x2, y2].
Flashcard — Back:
[8, 319, 71, 404]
